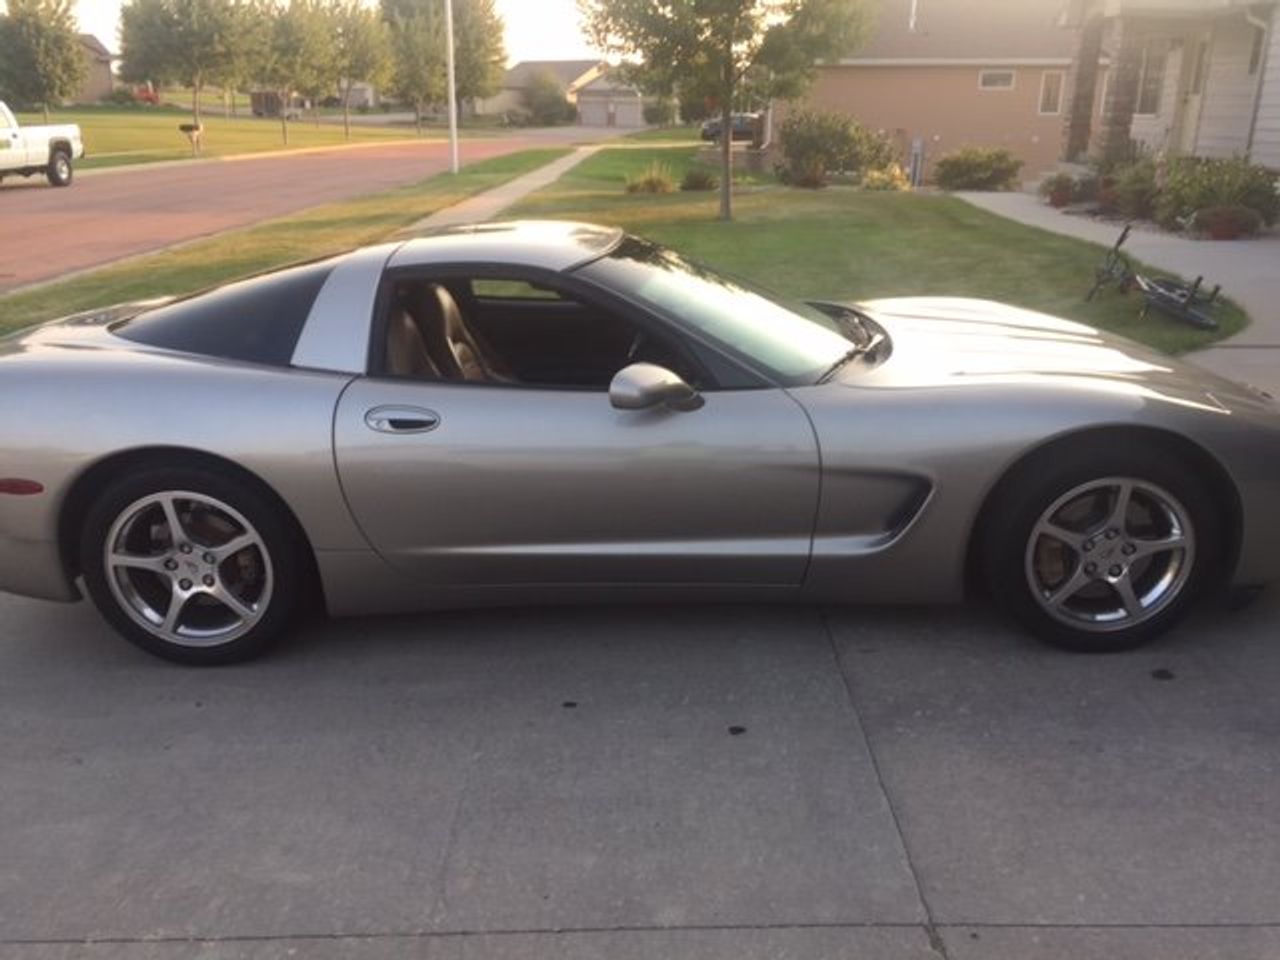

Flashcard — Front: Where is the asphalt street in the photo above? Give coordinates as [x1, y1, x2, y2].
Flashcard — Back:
[0, 128, 610, 294]
[2, 588, 1278, 959]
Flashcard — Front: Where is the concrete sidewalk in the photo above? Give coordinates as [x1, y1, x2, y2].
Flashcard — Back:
[400, 146, 601, 233]
[958, 191, 1280, 396]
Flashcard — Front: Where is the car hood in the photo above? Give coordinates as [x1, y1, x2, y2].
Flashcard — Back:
[850, 297, 1273, 412]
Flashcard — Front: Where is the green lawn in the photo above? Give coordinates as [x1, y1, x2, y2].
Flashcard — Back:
[624, 124, 703, 143]
[16, 107, 424, 170]
[0, 149, 569, 332]
[510, 148, 1247, 355]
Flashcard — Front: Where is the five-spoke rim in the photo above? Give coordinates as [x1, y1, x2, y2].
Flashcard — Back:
[104, 491, 273, 648]
[1024, 477, 1195, 633]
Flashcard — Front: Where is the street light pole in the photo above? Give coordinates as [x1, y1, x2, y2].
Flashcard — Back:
[444, 0, 460, 174]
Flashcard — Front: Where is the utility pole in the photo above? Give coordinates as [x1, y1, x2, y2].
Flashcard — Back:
[445, 0, 460, 174]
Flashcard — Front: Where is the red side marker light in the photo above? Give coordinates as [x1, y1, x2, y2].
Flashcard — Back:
[0, 479, 44, 496]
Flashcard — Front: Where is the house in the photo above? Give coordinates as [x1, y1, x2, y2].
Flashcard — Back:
[1061, 0, 1280, 169]
[777, 0, 1087, 181]
[473, 60, 604, 117]
[73, 34, 114, 103]
[576, 71, 646, 127]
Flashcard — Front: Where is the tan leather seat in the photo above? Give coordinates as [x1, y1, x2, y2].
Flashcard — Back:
[411, 284, 516, 383]
[384, 304, 438, 379]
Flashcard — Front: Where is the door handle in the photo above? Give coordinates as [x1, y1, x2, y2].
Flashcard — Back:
[364, 405, 440, 434]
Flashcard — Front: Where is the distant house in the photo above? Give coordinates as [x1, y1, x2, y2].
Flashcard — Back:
[1061, 0, 1280, 169]
[777, 0, 1083, 181]
[576, 71, 646, 127]
[474, 59, 604, 117]
[74, 34, 115, 103]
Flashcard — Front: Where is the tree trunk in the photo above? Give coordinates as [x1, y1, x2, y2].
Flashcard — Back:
[718, 96, 733, 221]
[718, 41, 734, 222]
[280, 97, 289, 146]
[342, 86, 352, 141]
[415, 102, 423, 137]
[42, 103, 50, 123]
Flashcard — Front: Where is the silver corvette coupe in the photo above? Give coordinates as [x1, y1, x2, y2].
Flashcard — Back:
[2, 221, 1277, 664]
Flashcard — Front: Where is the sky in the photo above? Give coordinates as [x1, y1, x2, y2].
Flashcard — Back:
[71, 0, 600, 65]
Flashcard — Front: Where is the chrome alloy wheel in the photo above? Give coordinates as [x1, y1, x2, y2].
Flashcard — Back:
[54, 155, 70, 181]
[1024, 477, 1195, 632]
[103, 491, 274, 648]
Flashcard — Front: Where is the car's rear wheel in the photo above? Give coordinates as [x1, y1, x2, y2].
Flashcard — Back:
[80, 467, 302, 664]
[984, 445, 1223, 652]
[47, 149, 72, 187]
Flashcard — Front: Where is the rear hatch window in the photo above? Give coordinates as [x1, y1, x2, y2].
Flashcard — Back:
[115, 258, 340, 366]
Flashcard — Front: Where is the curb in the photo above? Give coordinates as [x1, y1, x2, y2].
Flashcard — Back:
[77, 136, 446, 179]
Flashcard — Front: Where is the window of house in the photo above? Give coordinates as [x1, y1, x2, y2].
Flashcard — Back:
[1136, 38, 1169, 116]
[1249, 26, 1266, 76]
[979, 70, 1016, 90]
[1039, 71, 1065, 115]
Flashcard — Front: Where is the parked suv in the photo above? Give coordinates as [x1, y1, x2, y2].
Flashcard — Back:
[700, 113, 760, 143]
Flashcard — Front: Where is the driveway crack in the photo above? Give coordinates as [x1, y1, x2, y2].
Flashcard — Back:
[821, 608, 951, 960]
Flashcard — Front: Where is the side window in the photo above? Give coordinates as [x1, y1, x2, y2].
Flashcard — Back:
[471, 278, 565, 302]
[380, 273, 703, 391]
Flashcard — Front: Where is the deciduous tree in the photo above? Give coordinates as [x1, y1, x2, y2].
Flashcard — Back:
[580, 0, 873, 219]
[260, 0, 333, 144]
[0, 0, 86, 122]
[119, 0, 248, 127]
[331, 0, 392, 139]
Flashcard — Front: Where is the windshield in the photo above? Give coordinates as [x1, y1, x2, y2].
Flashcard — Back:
[576, 237, 854, 384]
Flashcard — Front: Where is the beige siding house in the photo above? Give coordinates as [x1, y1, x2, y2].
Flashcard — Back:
[779, 0, 1082, 182]
[73, 34, 114, 103]
[1063, 0, 1280, 168]
[1257, 18, 1280, 165]
[577, 72, 646, 127]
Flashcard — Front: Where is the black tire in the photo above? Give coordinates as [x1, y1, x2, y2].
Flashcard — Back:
[80, 466, 305, 665]
[982, 441, 1225, 653]
[47, 149, 73, 187]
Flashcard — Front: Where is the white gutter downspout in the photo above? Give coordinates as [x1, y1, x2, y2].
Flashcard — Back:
[1245, 8, 1272, 157]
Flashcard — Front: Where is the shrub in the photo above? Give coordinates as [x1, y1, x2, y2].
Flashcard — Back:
[625, 161, 675, 194]
[523, 69, 575, 126]
[1038, 172, 1076, 207]
[100, 88, 140, 106]
[680, 166, 718, 191]
[778, 109, 899, 189]
[1072, 174, 1100, 204]
[1109, 159, 1159, 219]
[1155, 156, 1279, 230]
[861, 163, 910, 191]
[643, 99, 676, 126]
[933, 147, 1023, 191]
[1192, 204, 1263, 240]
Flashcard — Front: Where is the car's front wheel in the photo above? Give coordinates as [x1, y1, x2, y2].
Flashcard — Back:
[984, 444, 1224, 652]
[80, 467, 303, 664]
[47, 149, 73, 187]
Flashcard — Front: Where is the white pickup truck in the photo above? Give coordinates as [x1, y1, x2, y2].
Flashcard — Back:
[0, 101, 85, 187]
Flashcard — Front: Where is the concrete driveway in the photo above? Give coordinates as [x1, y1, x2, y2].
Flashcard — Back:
[3, 589, 1278, 959]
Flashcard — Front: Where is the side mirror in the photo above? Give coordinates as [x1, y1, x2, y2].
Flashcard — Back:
[609, 363, 704, 412]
